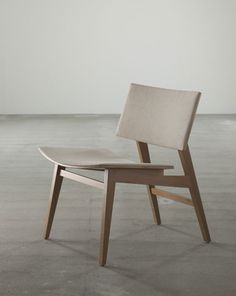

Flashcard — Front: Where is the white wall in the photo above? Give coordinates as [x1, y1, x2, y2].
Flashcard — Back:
[1, 0, 236, 114]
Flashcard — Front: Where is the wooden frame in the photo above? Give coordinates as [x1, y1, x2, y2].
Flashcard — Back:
[43, 141, 210, 266]
[137, 141, 210, 243]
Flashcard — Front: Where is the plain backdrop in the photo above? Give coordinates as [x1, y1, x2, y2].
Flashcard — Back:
[1, 0, 236, 114]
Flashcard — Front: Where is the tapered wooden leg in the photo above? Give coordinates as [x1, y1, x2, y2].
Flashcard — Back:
[136, 141, 161, 224]
[44, 164, 64, 239]
[189, 186, 211, 242]
[179, 146, 211, 242]
[146, 185, 161, 224]
[99, 170, 116, 266]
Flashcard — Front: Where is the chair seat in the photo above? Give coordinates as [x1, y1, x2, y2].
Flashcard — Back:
[39, 147, 174, 170]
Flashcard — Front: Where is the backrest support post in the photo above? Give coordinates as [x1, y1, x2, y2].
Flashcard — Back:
[136, 141, 151, 163]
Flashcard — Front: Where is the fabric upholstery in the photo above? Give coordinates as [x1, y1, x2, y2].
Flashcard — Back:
[116, 84, 201, 150]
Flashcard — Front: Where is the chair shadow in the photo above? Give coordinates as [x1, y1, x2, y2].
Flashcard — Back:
[47, 238, 97, 261]
[161, 224, 200, 239]
[108, 242, 210, 295]
[113, 223, 200, 241]
[44, 230, 224, 294]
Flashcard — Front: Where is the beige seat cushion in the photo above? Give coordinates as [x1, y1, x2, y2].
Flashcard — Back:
[39, 147, 173, 170]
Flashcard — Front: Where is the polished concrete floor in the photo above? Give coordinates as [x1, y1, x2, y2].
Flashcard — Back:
[0, 114, 236, 296]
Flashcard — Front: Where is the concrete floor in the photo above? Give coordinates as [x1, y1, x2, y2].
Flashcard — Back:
[0, 114, 236, 296]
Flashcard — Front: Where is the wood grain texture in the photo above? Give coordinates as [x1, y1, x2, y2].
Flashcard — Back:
[60, 170, 104, 190]
[99, 170, 116, 266]
[179, 145, 211, 242]
[152, 188, 193, 206]
[136, 141, 161, 224]
[44, 164, 64, 239]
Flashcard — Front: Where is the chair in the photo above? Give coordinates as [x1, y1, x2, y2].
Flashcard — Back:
[39, 83, 211, 266]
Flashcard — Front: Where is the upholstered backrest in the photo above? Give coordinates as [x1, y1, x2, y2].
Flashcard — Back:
[116, 84, 201, 150]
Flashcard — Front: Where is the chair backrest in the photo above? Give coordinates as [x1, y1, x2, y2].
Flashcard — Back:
[116, 83, 201, 150]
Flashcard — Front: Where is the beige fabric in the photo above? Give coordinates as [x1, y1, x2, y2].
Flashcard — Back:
[116, 84, 201, 150]
[39, 147, 173, 170]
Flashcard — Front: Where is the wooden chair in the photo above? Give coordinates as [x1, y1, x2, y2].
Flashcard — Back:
[39, 83, 211, 266]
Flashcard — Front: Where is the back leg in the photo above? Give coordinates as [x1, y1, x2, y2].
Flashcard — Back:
[137, 141, 161, 224]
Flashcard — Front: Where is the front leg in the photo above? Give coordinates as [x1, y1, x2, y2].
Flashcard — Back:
[99, 169, 116, 266]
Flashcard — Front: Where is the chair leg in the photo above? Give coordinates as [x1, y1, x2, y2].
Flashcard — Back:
[147, 185, 161, 225]
[44, 164, 64, 239]
[99, 170, 116, 266]
[136, 141, 161, 224]
[179, 146, 211, 242]
[189, 185, 211, 242]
